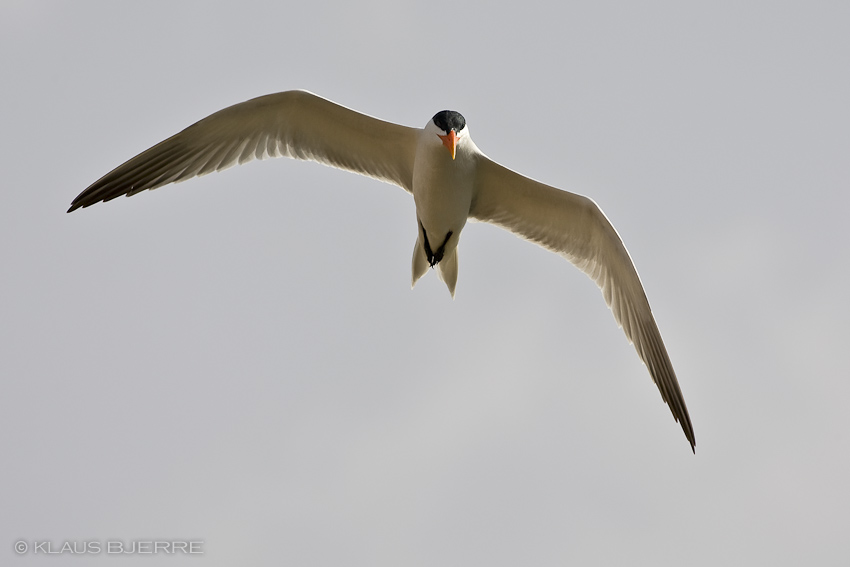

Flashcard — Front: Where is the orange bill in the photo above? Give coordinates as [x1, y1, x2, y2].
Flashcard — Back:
[438, 130, 458, 160]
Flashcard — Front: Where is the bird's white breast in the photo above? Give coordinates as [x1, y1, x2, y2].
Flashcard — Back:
[411, 131, 476, 241]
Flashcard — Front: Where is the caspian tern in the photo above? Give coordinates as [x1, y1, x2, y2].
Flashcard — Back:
[69, 90, 695, 451]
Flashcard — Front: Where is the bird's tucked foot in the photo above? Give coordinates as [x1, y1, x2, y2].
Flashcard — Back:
[420, 222, 453, 268]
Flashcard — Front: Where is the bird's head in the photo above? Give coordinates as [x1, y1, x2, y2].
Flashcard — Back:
[427, 110, 467, 160]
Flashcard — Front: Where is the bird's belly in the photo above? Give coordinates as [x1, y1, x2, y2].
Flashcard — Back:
[412, 167, 473, 239]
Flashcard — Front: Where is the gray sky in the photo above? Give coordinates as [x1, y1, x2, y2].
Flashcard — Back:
[3, 1, 849, 565]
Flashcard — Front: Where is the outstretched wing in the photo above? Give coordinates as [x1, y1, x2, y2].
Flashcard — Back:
[470, 156, 695, 451]
[69, 90, 420, 211]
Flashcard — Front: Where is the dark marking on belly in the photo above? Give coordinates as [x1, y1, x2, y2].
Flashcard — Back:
[419, 220, 453, 268]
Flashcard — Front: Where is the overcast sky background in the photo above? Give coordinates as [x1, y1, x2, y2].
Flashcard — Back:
[2, 1, 849, 565]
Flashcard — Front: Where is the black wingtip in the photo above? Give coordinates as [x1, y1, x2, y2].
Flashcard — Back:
[685, 427, 696, 454]
[68, 194, 96, 213]
[67, 200, 87, 213]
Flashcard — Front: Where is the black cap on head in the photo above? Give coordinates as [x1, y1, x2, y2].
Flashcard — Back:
[432, 110, 466, 134]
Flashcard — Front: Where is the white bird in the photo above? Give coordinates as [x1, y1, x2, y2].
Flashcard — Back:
[69, 90, 695, 451]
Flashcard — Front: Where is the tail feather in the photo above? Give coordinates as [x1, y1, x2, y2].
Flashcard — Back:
[411, 236, 429, 289]
[436, 247, 458, 298]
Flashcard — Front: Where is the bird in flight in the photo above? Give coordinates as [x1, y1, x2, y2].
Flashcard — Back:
[69, 90, 695, 451]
